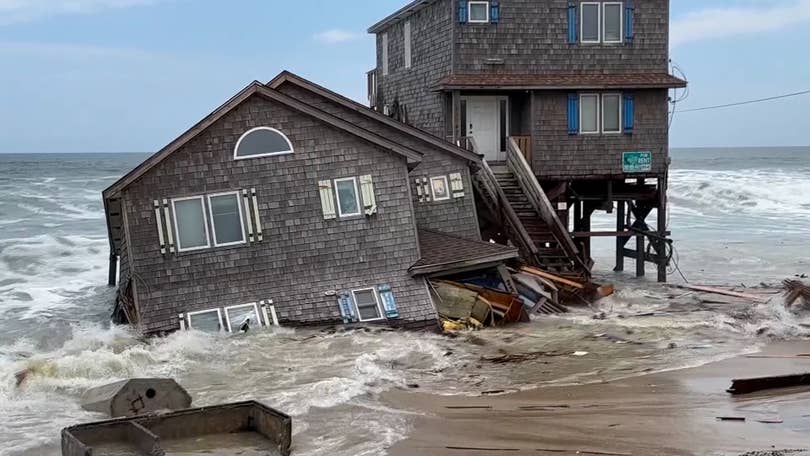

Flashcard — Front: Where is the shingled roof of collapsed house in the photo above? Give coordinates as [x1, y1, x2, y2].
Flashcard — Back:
[410, 229, 519, 276]
[432, 73, 688, 91]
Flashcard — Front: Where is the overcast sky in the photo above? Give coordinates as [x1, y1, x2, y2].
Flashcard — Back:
[0, 0, 808, 153]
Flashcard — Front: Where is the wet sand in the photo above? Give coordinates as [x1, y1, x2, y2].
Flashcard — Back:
[384, 341, 810, 456]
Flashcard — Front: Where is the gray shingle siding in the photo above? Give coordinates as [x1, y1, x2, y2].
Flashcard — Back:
[278, 82, 480, 240]
[376, 0, 453, 138]
[121, 95, 436, 334]
[453, 0, 669, 74]
[532, 89, 669, 179]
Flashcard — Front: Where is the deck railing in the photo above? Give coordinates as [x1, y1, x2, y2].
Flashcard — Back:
[511, 136, 532, 163]
[506, 138, 589, 273]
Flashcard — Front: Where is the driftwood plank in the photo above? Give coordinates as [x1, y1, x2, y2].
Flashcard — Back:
[674, 284, 771, 303]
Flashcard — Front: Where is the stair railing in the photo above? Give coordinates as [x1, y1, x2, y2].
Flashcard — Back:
[473, 160, 539, 258]
[506, 138, 589, 273]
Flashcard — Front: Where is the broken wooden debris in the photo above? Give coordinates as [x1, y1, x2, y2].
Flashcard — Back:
[482, 350, 572, 364]
[432, 280, 528, 331]
[672, 284, 771, 303]
[727, 373, 810, 395]
[716, 416, 746, 421]
[520, 266, 585, 290]
[784, 279, 810, 308]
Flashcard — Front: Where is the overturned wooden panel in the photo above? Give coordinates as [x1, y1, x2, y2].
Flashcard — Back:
[727, 373, 810, 395]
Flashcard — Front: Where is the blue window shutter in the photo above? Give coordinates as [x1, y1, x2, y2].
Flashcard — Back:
[458, 0, 468, 24]
[377, 284, 400, 319]
[625, 2, 635, 42]
[623, 94, 635, 134]
[567, 3, 577, 44]
[490, 1, 500, 24]
[338, 292, 357, 323]
[567, 93, 579, 135]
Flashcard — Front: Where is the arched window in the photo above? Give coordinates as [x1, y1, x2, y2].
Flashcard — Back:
[234, 127, 294, 160]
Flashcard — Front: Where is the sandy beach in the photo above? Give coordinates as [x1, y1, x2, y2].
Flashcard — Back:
[384, 341, 810, 456]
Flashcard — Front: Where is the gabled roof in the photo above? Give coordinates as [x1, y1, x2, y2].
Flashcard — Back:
[367, 0, 439, 34]
[268, 71, 481, 165]
[433, 73, 688, 91]
[103, 82, 423, 199]
[409, 229, 519, 276]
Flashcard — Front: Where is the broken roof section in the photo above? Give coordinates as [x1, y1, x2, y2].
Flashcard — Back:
[410, 229, 519, 276]
[433, 73, 688, 91]
[268, 70, 481, 165]
[367, 0, 438, 33]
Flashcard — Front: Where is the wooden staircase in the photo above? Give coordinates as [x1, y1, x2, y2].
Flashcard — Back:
[473, 138, 591, 279]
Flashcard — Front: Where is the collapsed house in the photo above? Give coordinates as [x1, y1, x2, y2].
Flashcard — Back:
[103, 72, 519, 335]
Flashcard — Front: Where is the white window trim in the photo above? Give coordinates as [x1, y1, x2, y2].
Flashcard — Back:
[207, 191, 247, 248]
[580, 2, 602, 44]
[430, 176, 451, 201]
[233, 126, 294, 161]
[334, 177, 362, 218]
[224, 302, 261, 332]
[186, 308, 223, 332]
[601, 93, 623, 134]
[171, 195, 211, 252]
[468, 1, 490, 23]
[602, 2, 624, 44]
[381, 33, 389, 76]
[352, 287, 384, 322]
[579, 94, 600, 135]
[404, 21, 412, 69]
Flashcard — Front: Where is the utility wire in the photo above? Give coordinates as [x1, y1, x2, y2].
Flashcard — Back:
[679, 89, 810, 113]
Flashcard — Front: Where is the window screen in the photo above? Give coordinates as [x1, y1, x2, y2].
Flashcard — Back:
[335, 178, 360, 217]
[602, 94, 621, 133]
[234, 127, 293, 159]
[469, 2, 489, 22]
[603, 3, 622, 43]
[580, 95, 599, 133]
[187, 310, 222, 332]
[354, 289, 381, 321]
[209, 193, 244, 246]
[173, 197, 209, 251]
[581, 3, 600, 42]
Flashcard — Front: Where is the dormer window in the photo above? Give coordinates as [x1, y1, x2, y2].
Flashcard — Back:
[234, 127, 293, 160]
[468, 1, 489, 23]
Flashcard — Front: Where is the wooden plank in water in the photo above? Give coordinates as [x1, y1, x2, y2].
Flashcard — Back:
[674, 284, 771, 304]
[727, 373, 810, 395]
[520, 266, 585, 290]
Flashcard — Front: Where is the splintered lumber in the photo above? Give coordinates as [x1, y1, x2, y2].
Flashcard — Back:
[783, 279, 810, 307]
[727, 373, 810, 395]
[520, 266, 585, 290]
[673, 284, 771, 304]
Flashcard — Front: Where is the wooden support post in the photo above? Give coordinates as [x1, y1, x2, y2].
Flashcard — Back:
[615, 201, 625, 272]
[657, 176, 668, 283]
[108, 251, 118, 287]
[573, 200, 582, 232]
[635, 179, 645, 278]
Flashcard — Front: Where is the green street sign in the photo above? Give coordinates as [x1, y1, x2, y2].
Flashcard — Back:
[622, 151, 652, 173]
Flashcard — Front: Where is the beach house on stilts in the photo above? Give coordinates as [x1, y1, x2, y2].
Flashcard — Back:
[367, 0, 686, 282]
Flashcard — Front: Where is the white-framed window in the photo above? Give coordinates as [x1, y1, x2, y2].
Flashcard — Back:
[468, 1, 490, 23]
[334, 177, 362, 217]
[234, 127, 294, 160]
[603, 2, 623, 43]
[207, 191, 246, 247]
[581, 2, 601, 43]
[352, 288, 383, 322]
[381, 33, 389, 76]
[430, 176, 450, 201]
[602, 2, 624, 44]
[186, 308, 223, 332]
[601, 93, 622, 134]
[224, 302, 261, 332]
[171, 196, 211, 252]
[404, 21, 412, 69]
[579, 94, 600, 134]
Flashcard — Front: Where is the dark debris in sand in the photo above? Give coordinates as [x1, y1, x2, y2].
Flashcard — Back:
[738, 450, 809, 456]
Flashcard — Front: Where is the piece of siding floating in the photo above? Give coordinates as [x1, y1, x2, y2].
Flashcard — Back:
[251, 188, 263, 242]
[360, 174, 377, 215]
[318, 180, 337, 219]
[154, 200, 166, 255]
[449, 172, 465, 198]
[242, 189, 255, 243]
[162, 199, 175, 253]
[378, 284, 399, 319]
